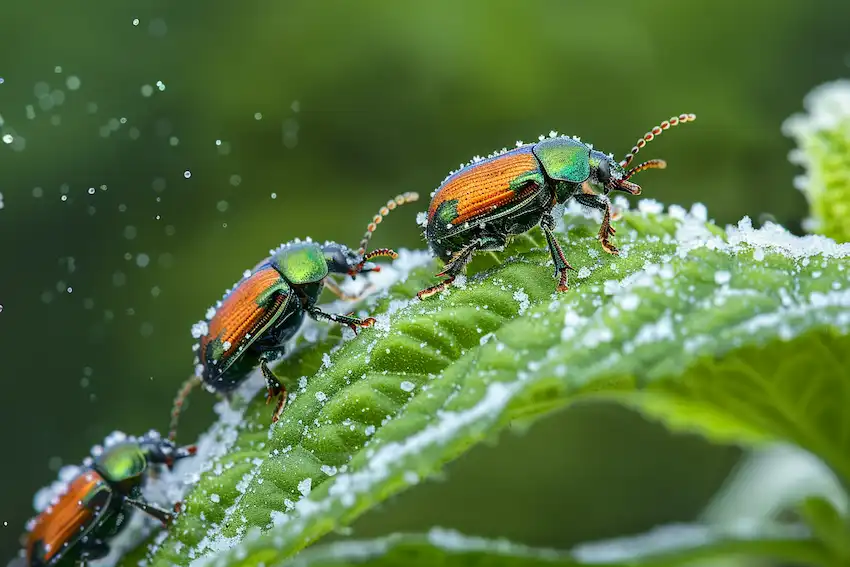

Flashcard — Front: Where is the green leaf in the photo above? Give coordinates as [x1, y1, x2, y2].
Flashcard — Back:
[268, 526, 830, 567]
[120, 200, 849, 567]
[784, 79, 850, 243]
[799, 497, 850, 561]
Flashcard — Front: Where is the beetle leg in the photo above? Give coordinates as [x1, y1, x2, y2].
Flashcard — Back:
[539, 215, 574, 292]
[260, 358, 288, 423]
[125, 498, 177, 526]
[416, 240, 481, 300]
[324, 277, 375, 302]
[573, 193, 619, 255]
[309, 308, 376, 334]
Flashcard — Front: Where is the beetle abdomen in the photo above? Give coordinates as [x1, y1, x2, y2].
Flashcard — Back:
[427, 146, 544, 230]
[27, 470, 112, 567]
[198, 265, 291, 383]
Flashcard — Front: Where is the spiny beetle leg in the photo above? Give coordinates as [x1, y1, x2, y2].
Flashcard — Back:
[309, 308, 376, 335]
[126, 498, 177, 526]
[416, 276, 456, 300]
[260, 359, 288, 423]
[574, 193, 619, 256]
[324, 277, 375, 302]
[540, 215, 574, 292]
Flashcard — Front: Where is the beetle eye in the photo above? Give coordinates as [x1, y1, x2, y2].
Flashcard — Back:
[597, 159, 611, 185]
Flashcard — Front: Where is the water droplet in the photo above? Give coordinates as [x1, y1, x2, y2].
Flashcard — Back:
[169, 136, 179, 146]
[32, 187, 43, 198]
[132, 18, 140, 26]
[87, 187, 95, 195]
[156, 80, 166, 91]
[2, 134, 13, 144]
[136, 253, 150, 268]
[271, 192, 277, 199]
[254, 112, 263, 120]
[66, 76, 81, 91]
[216, 200, 229, 212]
[229, 174, 241, 186]
[123, 225, 137, 240]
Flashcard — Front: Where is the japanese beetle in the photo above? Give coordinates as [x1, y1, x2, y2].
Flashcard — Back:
[168, 192, 419, 438]
[417, 114, 696, 299]
[24, 432, 195, 567]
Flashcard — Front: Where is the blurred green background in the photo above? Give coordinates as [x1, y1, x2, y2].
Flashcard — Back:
[2, 0, 848, 560]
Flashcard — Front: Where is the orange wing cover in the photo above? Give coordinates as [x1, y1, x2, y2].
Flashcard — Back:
[200, 265, 288, 373]
[428, 147, 542, 226]
[27, 471, 111, 565]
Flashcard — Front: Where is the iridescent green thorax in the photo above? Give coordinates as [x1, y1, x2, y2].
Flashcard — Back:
[273, 242, 329, 285]
[94, 442, 147, 483]
[533, 137, 591, 184]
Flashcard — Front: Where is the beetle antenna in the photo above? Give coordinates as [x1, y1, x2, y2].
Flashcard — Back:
[624, 158, 667, 180]
[168, 375, 202, 442]
[619, 113, 696, 168]
[356, 192, 419, 257]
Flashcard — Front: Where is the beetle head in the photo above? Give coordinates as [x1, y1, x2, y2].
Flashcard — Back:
[322, 242, 366, 276]
[598, 113, 697, 196]
[139, 431, 197, 471]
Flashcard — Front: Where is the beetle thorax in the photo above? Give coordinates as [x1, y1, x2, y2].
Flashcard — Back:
[272, 242, 329, 285]
[93, 442, 147, 485]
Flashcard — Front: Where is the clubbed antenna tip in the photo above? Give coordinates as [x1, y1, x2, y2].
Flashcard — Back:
[356, 192, 419, 256]
[620, 113, 696, 169]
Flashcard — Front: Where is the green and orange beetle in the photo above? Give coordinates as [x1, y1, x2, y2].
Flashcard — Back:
[24, 432, 195, 567]
[417, 114, 697, 299]
[168, 192, 419, 439]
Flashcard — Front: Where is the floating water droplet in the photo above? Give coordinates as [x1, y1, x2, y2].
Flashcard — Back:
[184, 170, 191, 179]
[65, 76, 81, 91]
[2, 134, 13, 144]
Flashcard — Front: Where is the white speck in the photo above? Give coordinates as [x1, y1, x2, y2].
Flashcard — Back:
[577, 267, 592, 279]
[714, 271, 731, 285]
[513, 290, 530, 314]
[364, 425, 376, 436]
[132, 18, 140, 25]
[320, 465, 338, 477]
[400, 381, 415, 393]
[184, 170, 191, 179]
[619, 294, 640, 311]
[298, 478, 312, 497]
[2, 134, 13, 144]
[637, 199, 664, 215]
[271, 193, 277, 199]
[753, 248, 765, 261]
[191, 321, 208, 339]
[415, 211, 428, 228]
[321, 353, 332, 369]
[209, 494, 220, 503]
[65, 76, 81, 91]
[315, 391, 327, 402]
